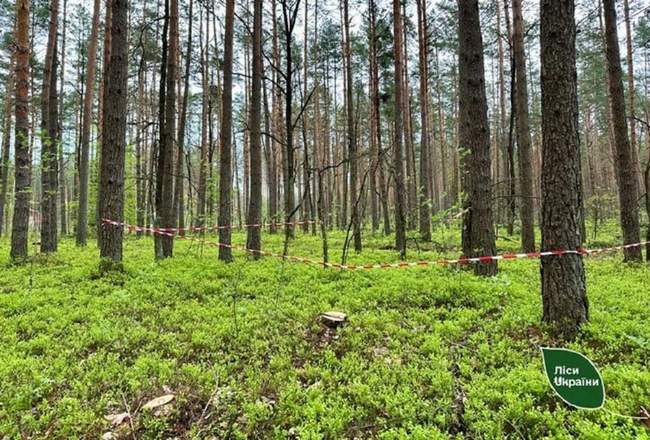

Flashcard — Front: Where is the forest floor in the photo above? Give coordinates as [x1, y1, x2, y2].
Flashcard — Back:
[1, 222, 649, 439]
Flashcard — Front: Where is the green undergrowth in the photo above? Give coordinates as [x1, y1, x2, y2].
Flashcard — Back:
[0, 224, 649, 439]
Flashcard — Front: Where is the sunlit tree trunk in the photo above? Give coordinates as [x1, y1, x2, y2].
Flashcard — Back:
[10, 0, 31, 261]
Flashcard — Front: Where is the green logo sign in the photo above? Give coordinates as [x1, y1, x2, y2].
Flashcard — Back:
[541, 347, 605, 409]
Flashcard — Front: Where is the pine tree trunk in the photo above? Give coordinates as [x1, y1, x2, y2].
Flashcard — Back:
[246, 0, 263, 255]
[402, 3, 417, 231]
[196, 9, 208, 229]
[623, 0, 641, 189]
[540, 0, 588, 339]
[218, 0, 235, 262]
[343, 0, 361, 252]
[603, 0, 642, 262]
[76, 0, 101, 246]
[368, 0, 379, 234]
[155, 0, 177, 259]
[269, 0, 281, 233]
[58, 0, 67, 236]
[458, 0, 497, 276]
[0, 54, 14, 238]
[174, 0, 192, 236]
[96, 0, 112, 246]
[98, 0, 128, 266]
[416, 0, 431, 242]
[281, 0, 300, 246]
[393, 0, 407, 258]
[40, 0, 59, 253]
[11, 0, 31, 261]
[512, 0, 535, 252]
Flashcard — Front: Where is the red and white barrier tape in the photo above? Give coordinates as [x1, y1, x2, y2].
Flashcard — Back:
[101, 218, 319, 235]
[102, 219, 650, 271]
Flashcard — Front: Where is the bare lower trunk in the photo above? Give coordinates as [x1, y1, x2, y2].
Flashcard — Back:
[540, 0, 588, 340]
[98, 0, 128, 267]
[458, 0, 497, 276]
[76, 0, 101, 246]
[603, 0, 641, 262]
[0, 55, 15, 237]
[416, 0, 431, 242]
[40, 0, 60, 253]
[512, 0, 535, 252]
[218, 0, 235, 262]
[393, 0, 406, 258]
[11, 0, 31, 261]
[246, 0, 263, 255]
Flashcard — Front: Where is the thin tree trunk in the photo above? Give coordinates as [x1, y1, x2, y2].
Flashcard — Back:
[540, 0, 588, 339]
[155, 0, 177, 259]
[504, 0, 516, 236]
[196, 8, 208, 229]
[58, 0, 67, 236]
[281, 0, 300, 247]
[246, 0, 263, 254]
[623, 0, 641, 189]
[458, 0, 497, 276]
[512, 0, 535, 252]
[0, 53, 15, 238]
[343, 0, 361, 252]
[402, 3, 417, 231]
[76, 0, 101, 246]
[218, 0, 235, 262]
[40, 0, 60, 253]
[368, 0, 379, 234]
[416, 0, 431, 242]
[174, 0, 192, 236]
[603, 0, 642, 262]
[393, 0, 407, 258]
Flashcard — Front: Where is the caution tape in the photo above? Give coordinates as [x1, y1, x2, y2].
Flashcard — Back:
[102, 219, 650, 271]
[101, 218, 319, 234]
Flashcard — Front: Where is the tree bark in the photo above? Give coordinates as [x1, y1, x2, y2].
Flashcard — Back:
[603, 0, 642, 262]
[58, 0, 68, 236]
[393, 0, 407, 258]
[512, 0, 535, 252]
[155, 0, 177, 259]
[98, 0, 129, 267]
[623, 0, 641, 189]
[40, 0, 60, 253]
[281, 0, 301, 247]
[11, 0, 32, 261]
[76, 0, 101, 246]
[540, 0, 588, 339]
[0, 54, 15, 238]
[343, 0, 361, 252]
[174, 0, 192, 236]
[458, 0, 497, 276]
[196, 7, 208, 229]
[416, 0, 431, 242]
[246, 0, 263, 255]
[218, 0, 235, 262]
